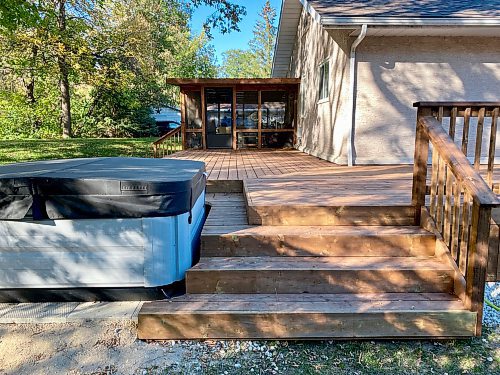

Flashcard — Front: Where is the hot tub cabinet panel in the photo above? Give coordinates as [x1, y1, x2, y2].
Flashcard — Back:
[0, 191, 205, 289]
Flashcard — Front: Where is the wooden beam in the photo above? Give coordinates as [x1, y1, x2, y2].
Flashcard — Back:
[167, 78, 301, 86]
[411, 107, 431, 224]
[414, 101, 500, 108]
[258, 90, 262, 149]
[232, 87, 237, 150]
[466, 203, 492, 336]
[180, 90, 187, 150]
[293, 91, 298, 146]
[201, 86, 206, 150]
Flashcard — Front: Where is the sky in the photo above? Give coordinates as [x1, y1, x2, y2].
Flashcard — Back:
[190, 0, 282, 63]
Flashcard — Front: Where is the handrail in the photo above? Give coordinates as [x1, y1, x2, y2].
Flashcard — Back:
[152, 126, 182, 158]
[418, 116, 500, 206]
[153, 126, 181, 146]
[412, 102, 500, 336]
[415, 101, 500, 107]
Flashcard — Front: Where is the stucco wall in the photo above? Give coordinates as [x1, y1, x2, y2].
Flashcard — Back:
[290, 9, 352, 164]
[355, 36, 500, 164]
[289, 8, 500, 165]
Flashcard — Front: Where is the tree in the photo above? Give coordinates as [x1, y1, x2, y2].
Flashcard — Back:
[0, 0, 244, 139]
[220, 49, 260, 78]
[220, 0, 277, 78]
[249, 0, 277, 77]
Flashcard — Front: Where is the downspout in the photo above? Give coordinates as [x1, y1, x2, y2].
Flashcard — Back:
[346, 24, 367, 166]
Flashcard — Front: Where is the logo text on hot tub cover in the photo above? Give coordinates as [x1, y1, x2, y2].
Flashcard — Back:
[120, 182, 148, 191]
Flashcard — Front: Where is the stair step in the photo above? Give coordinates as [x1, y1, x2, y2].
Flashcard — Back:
[137, 293, 476, 339]
[186, 256, 455, 294]
[247, 205, 416, 226]
[201, 225, 435, 257]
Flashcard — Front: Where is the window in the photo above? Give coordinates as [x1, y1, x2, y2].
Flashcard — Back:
[185, 91, 202, 129]
[318, 60, 329, 101]
[236, 91, 258, 129]
[300, 75, 307, 118]
[261, 91, 294, 130]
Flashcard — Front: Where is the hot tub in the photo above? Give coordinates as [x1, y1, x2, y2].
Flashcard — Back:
[0, 157, 206, 293]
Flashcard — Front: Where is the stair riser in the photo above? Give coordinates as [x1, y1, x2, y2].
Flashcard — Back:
[138, 311, 476, 340]
[247, 206, 417, 226]
[186, 270, 454, 294]
[202, 234, 436, 257]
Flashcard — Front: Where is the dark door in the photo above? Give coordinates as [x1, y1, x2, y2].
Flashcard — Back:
[205, 88, 233, 148]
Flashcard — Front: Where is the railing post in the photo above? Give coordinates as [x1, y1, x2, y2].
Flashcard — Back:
[466, 201, 492, 336]
[412, 107, 431, 224]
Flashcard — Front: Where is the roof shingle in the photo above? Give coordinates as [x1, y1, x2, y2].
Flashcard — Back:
[307, 0, 500, 18]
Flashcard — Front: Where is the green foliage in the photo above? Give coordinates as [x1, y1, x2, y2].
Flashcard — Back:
[0, 0, 40, 31]
[0, 0, 243, 139]
[185, 0, 246, 37]
[220, 0, 277, 78]
[220, 49, 262, 78]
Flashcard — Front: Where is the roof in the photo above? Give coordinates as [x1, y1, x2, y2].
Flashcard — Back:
[166, 78, 300, 86]
[307, 0, 500, 19]
[272, 0, 500, 77]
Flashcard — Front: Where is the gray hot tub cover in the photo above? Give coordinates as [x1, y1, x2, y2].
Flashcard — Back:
[0, 157, 206, 220]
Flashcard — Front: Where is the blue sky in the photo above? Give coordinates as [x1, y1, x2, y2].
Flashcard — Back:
[190, 0, 282, 63]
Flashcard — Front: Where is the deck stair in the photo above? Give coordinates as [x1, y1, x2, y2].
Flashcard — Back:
[138, 192, 477, 340]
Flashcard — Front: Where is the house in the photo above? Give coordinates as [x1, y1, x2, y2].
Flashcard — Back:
[151, 106, 181, 135]
[272, 0, 500, 165]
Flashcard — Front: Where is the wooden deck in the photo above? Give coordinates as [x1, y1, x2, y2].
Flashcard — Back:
[169, 149, 356, 180]
[137, 149, 495, 340]
[169, 149, 416, 205]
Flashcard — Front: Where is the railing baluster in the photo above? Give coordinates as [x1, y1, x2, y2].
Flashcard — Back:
[436, 107, 446, 231]
[462, 107, 471, 156]
[451, 179, 461, 260]
[487, 107, 498, 188]
[430, 148, 440, 219]
[449, 106, 457, 139]
[459, 191, 472, 276]
[444, 107, 457, 247]
[474, 107, 485, 170]
[443, 167, 453, 246]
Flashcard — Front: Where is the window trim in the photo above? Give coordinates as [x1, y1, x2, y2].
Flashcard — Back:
[318, 59, 330, 102]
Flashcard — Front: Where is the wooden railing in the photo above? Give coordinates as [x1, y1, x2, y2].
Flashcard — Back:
[412, 102, 500, 335]
[152, 127, 182, 158]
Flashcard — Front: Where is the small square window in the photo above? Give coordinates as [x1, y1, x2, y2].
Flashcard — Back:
[318, 60, 329, 101]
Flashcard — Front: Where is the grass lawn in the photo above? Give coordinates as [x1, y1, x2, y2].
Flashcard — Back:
[0, 138, 156, 165]
[165, 329, 499, 375]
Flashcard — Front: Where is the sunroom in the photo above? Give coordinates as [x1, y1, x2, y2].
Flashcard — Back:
[165, 78, 300, 150]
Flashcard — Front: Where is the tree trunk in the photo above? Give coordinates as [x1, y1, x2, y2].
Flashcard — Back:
[26, 45, 41, 131]
[57, 0, 72, 138]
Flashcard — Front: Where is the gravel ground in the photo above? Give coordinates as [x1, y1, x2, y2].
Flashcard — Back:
[0, 322, 497, 375]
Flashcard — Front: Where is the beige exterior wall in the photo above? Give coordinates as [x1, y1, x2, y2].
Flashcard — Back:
[290, 9, 352, 164]
[289, 10, 500, 164]
[355, 36, 500, 164]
